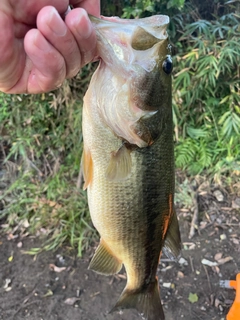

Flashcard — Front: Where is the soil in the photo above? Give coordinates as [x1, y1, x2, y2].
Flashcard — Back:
[0, 183, 240, 320]
[1, 143, 240, 320]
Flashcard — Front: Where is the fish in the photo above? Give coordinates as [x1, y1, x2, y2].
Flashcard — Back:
[82, 14, 181, 320]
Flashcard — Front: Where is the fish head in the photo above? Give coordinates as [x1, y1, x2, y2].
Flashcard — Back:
[130, 20, 173, 114]
[90, 14, 171, 74]
[88, 15, 173, 147]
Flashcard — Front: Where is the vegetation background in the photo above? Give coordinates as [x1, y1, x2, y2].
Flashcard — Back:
[0, 0, 239, 254]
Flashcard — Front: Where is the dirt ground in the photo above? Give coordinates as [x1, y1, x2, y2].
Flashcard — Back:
[0, 181, 240, 320]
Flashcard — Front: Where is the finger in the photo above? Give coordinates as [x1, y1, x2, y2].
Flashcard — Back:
[65, 8, 97, 67]
[70, 0, 101, 17]
[0, 10, 25, 92]
[11, 0, 69, 25]
[37, 6, 81, 79]
[23, 29, 66, 93]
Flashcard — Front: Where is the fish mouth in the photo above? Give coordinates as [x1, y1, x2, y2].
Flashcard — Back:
[89, 14, 169, 42]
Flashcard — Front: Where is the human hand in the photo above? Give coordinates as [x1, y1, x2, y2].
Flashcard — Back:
[0, 0, 100, 94]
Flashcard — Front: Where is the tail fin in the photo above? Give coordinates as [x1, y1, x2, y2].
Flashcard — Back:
[111, 278, 165, 320]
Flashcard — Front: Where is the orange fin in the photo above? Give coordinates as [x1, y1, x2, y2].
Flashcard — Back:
[111, 277, 165, 320]
[105, 144, 132, 181]
[163, 209, 181, 260]
[82, 146, 93, 190]
[88, 239, 122, 275]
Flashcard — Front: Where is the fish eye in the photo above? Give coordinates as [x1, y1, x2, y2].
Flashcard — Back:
[162, 55, 173, 75]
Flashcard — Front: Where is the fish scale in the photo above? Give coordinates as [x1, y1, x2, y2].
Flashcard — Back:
[82, 14, 181, 320]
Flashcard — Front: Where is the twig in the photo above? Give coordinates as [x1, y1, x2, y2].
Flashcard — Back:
[43, 154, 53, 175]
[189, 192, 199, 239]
[11, 285, 38, 320]
[203, 264, 212, 292]
[26, 158, 43, 177]
[189, 256, 195, 272]
[0, 141, 6, 159]
[11, 300, 40, 320]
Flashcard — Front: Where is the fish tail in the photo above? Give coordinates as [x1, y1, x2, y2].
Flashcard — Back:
[111, 277, 165, 320]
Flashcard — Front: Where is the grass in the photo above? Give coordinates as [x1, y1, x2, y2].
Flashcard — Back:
[0, 65, 98, 256]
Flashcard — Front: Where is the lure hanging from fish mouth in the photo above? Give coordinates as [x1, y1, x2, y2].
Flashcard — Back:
[83, 14, 181, 320]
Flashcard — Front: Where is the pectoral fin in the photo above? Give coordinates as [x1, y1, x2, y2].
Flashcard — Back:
[82, 146, 93, 190]
[163, 209, 181, 260]
[105, 144, 132, 181]
[89, 239, 122, 275]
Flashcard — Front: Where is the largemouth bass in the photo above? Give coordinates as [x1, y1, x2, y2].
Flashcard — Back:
[82, 14, 181, 320]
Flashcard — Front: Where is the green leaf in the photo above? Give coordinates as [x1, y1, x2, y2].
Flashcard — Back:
[187, 127, 208, 139]
[188, 293, 199, 304]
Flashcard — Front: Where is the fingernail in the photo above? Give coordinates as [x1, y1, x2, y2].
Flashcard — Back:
[73, 10, 93, 39]
[48, 7, 67, 37]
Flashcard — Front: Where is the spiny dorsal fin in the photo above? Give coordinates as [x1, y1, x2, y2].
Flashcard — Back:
[82, 146, 93, 190]
[105, 144, 132, 181]
[89, 239, 122, 275]
[163, 209, 181, 260]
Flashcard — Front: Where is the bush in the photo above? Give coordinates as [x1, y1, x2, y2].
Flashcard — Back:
[172, 6, 240, 176]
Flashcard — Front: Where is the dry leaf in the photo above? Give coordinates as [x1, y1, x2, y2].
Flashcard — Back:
[232, 238, 239, 245]
[201, 259, 218, 267]
[178, 257, 188, 266]
[232, 198, 240, 209]
[17, 242, 23, 248]
[64, 297, 80, 305]
[49, 264, 66, 273]
[214, 253, 223, 261]
[7, 233, 18, 240]
[215, 298, 221, 308]
[177, 271, 185, 278]
[183, 242, 196, 250]
[163, 282, 172, 288]
[213, 190, 224, 202]
[21, 219, 30, 228]
[217, 256, 233, 265]
[220, 234, 227, 240]
[90, 291, 100, 298]
[213, 266, 220, 274]
[3, 278, 11, 289]
[43, 289, 53, 297]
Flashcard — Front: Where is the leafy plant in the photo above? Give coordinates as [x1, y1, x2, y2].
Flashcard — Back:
[173, 3, 240, 175]
[0, 66, 97, 255]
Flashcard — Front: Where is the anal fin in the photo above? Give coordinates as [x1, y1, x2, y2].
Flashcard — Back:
[163, 209, 181, 260]
[89, 239, 122, 275]
[105, 144, 132, 181]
